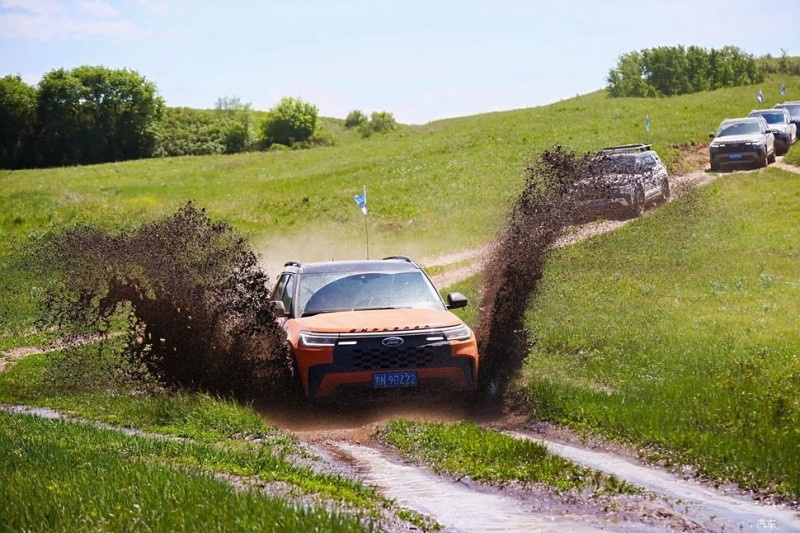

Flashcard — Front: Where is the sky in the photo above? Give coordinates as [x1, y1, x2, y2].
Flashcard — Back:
[0, 0, 797, 125]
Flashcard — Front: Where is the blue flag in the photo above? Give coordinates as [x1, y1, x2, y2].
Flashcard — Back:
[354, 189, 367, 215]
[757, 89, 764, 103]
[645, 114, 650, 133]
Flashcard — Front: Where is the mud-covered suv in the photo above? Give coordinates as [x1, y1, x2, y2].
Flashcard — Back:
[272, 257, 479, 399]
[575, 144, 670, 218]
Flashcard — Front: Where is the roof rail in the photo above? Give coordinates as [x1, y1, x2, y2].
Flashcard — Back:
[382, 255, 413, 263]
[600, 143, 652, 154]
[283, 260, 302, 268]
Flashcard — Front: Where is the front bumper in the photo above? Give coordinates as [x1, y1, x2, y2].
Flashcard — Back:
[296, 331, 479, 399]
[710, 146, 766, 168]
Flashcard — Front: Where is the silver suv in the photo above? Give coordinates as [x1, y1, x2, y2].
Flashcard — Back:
[709, 117, 776, 171]
[748, 108, 796, 155]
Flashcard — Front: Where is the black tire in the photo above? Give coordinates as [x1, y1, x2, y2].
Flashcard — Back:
[660, 178, 671, 203]
[768, 149, 776, 164]
[710, 161, 719, 172]
[629, 186, 645, 218]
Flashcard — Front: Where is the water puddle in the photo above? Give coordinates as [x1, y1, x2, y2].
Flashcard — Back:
[329, 441, 609, 532]
[509, 430, 800, 531]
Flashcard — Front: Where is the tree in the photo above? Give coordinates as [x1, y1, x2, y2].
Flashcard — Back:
[607, 45, 763, 98]
[260, 97, 318, 147]
[215, 95, 254, 153]
[37, 66, 163, 166]
[0, 75, 37, 168]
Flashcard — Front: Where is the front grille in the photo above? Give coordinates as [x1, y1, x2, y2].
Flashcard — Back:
[333, 333, 452, 372]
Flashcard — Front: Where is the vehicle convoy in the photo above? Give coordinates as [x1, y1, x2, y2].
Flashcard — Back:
[271, 256, 479, 399]
[709, 116, 776, 171]
[574, 144, 671, 219]
[748, 108, 797, 155]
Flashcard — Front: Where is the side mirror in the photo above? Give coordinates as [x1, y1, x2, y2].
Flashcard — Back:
[446, 292, 468, 309]
[272, 300, 288, 317]
[708, 132, 716, 139]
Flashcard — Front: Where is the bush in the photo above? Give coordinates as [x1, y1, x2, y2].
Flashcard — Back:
[344, 109, 367, 129]
[260, 97, 318, 147]
[360, 111, 398, 137]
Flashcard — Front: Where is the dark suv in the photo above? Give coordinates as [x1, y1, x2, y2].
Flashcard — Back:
[272, 257, 479, 399]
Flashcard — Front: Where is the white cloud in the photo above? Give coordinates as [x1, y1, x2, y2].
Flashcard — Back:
[0, 0, 135, 40]
[78, 0, 119, 18]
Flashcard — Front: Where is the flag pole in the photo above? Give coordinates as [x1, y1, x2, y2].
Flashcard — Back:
[363, 185, 369, 259]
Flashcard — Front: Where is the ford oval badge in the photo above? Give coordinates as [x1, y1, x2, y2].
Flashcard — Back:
[381, 336, 404, 347]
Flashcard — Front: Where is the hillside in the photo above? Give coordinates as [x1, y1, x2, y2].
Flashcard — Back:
[1, 75, 799, 342]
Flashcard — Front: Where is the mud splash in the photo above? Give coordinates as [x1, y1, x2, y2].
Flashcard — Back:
[474, 146, 595, 402]
[30, 203, 289, 396]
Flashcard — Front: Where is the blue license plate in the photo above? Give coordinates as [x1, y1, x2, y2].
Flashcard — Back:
[373, 371, 417, 388]
[729, 153, 742, 160]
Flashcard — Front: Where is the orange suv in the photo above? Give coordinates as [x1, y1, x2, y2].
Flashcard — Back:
[272, 256, 479, 399]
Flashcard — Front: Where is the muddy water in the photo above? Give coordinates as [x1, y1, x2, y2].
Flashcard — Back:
[329, 441, 604, 532]
[509, 431, 800, 531]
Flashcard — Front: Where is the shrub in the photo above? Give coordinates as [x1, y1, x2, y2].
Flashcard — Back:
[360, 111, 398, 137]
[344, 109, 367, 129]
[260, 97, 318, 147]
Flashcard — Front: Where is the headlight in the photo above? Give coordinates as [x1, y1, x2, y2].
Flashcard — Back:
[443, 324, 473, 341]
[299, 331, 339, 347]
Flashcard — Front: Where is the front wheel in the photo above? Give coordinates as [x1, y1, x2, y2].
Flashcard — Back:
[660, 178, 671, 203]
[768, 150, 776, 164]
[629, 186, 645, 218]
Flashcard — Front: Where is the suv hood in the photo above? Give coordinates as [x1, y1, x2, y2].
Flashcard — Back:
[713, 133, 766, 144]
[296, 308, 462, 333]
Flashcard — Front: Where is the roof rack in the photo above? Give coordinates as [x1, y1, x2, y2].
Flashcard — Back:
[600, 143, 652, 154]
[283, 260, 302, 268]
[382, 255, 413, 263]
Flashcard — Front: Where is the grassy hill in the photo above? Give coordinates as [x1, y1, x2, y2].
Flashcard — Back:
[2, 75, 798, 344]
[1, 75, 799, 504]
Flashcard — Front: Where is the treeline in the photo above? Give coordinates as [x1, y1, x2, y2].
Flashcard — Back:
[607, 45, 765, 98]
[0, 66, 398, 169]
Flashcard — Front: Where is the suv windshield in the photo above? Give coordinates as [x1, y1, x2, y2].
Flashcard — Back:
[776, 104, 800, 117]
[298, 270, 444, 316]
[717, 121, 761, 137]
[752, 112, 785, 124]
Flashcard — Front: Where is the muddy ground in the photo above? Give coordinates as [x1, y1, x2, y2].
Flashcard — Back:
[4, 150, 800, 531]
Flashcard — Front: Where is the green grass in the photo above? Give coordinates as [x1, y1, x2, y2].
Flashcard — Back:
[0, 411, 373, 532]
[2, 76, 799, 341]
[377, 419, 635, 495]
[509, 167, 800, 497]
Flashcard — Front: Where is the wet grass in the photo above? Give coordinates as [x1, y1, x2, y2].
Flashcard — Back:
[0, 411, 373, 532]
[377, 419, 636, 495]
[511, 167, 800, 498]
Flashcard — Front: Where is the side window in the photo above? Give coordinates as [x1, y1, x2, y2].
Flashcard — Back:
[282, 275, 296, 314]
[273, 274, 289, 302]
